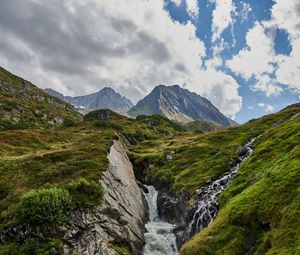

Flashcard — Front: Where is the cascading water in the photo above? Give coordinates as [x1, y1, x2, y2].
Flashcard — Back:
[186, 138, 257, 238]
[142, 185, 178, 255]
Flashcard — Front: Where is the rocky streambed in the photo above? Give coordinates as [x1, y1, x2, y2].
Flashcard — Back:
[143, 137, 258, 249]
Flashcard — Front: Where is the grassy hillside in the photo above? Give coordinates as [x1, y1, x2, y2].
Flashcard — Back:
[184, 120, 224, 132]
[0, 109, 184, 229]
[129, 104, 300, 254]
[180, 107, 300, 255]
[0, 67, 81, 130]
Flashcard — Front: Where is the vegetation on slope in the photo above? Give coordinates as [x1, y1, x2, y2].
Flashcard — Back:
[183, 120, 224, 132]
[129, 104, 300, 254]
[0, 66, 81, 130]
[0, 109, 184, 229]
[180, 107, 300, 255]
[129, 104, 300, 192]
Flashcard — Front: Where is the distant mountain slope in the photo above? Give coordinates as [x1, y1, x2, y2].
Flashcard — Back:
[184, 120, 224, 132]
[0, 66, 81, 130]
[45, 87, 134, 111]
[129, 85, 233, 126]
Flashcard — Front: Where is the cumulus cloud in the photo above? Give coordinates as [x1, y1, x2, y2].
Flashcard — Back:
[269, 0, 300, 92]
[170, 0, 182, 6]
[226, 22, 282, 96]
[0, 0, 242, 117]
[186, 0, 199, 19]
[210, 0, 236, 42]
[258, 103, 275, 113]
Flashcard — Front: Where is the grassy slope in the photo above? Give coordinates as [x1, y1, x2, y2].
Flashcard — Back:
[130, 104, 300, 192]
[184, 120, 224, 132]
[0, 110, 183, 229]
[129, 104, 300, 254]
[180, 108, 300, 255]
[0, 122, 113, 228]
[0, 66, 81, 130]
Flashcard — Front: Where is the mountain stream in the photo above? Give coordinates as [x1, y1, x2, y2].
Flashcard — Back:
[142, 185, 178, 255]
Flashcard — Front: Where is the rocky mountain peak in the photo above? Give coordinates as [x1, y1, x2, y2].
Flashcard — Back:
[129, 84, 234, 126]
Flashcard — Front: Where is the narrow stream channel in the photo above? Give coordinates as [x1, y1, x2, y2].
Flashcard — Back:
[142, 185, 178, 255]
[186, 137, 257, 237]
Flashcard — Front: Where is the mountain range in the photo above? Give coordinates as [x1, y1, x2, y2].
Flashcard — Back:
[46, 85, 236, 127]
[44, 87, 134, 111]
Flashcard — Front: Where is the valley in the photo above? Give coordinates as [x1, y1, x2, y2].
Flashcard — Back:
[0, 67, 299, 255]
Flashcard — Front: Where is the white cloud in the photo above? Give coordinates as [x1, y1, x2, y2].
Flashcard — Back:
[258, 103, 275, 113]
[248, 106, 254, 110]
[239, 2, 252, 23]
[0, 0, 243, 118]
[211, 0, 236, 42]
[186, 0, 199, 19]
[268, 0, 300, 93]
[185, 68, 242, 119]
[226, 22, 282, 96]
[170, 0, 182, 6]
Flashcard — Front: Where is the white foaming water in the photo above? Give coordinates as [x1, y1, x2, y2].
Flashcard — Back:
[186, 138, 256, 238]
[143, 185, 178, 255]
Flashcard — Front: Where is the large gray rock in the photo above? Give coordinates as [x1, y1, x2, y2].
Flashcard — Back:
[0, 141, 148, 255]
[62, 140, 148, 255]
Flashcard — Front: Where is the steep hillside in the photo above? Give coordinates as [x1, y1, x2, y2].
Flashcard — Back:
[0, 67, 81, 130]
[128, 85, 233, 126]
[0, 108, 184, 254]
[45, 87, 134, 111]
[129, 104, 300, 254]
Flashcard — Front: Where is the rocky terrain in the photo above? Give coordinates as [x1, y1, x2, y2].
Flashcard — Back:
[45, 87, 133, 112]
[0, 67, 81, 130]
[129, 85, 234, 126]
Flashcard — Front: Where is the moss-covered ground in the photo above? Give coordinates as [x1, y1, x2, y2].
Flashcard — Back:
[128, 104, 300, 255]
[1, 66, 299, 255]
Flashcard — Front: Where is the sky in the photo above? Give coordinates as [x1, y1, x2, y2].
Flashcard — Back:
[0, 0, 299, 123]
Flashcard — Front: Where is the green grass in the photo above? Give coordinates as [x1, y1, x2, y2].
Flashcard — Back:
[129, 104, 300, 192]
[179, 106, 300, 254]
[0, 122, 113, 227]
[0, 66, 81, 130]
[0, 240, 62, 255]
[0, 109, 184, 229]
[18, 187, 74, 225]
[1, 69, 300, 255]
[127, 104, 300, 254]
[109, 243, 132, 255]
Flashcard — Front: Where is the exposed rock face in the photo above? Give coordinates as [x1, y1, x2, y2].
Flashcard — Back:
[61, 140, 148, 254]
[0, 140, 148, 255]
[129, 85, 235, 126]
[45, 87, 134, 111]
[0, 66, 81, 129]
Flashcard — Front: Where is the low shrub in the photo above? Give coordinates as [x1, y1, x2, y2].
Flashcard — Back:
[0, 240, 62, 255]
[18, 187, 74, 225]
[67, 178, 104, 208]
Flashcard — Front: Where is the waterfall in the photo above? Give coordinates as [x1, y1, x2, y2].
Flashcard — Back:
[142, 185, 178, 255]
[186, 138, 257, 238]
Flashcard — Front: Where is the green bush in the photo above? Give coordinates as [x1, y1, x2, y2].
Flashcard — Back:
[0, 240, 62, 255]
[94, 120, 111, 128]
[67, 178, 104, 208]
[18, 187, 74, 225]
[63, 118, 76, 127]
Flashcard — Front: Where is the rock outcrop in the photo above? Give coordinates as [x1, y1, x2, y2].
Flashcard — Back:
[59, 140, 148, 254]
[0, 140, 148, 255]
